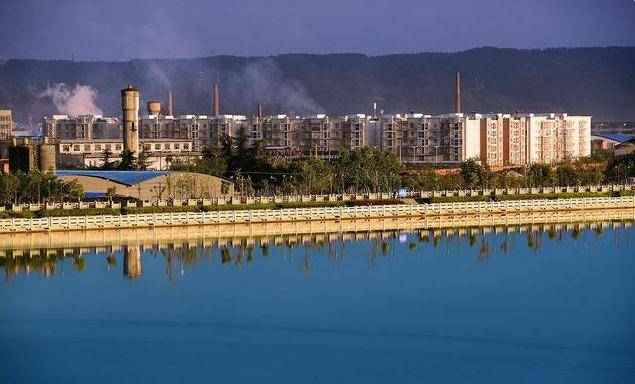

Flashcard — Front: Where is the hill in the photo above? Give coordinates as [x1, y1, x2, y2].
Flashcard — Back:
[1, 47, 634, 123]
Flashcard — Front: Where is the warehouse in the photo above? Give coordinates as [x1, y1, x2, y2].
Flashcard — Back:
[55, 170, 233, 200]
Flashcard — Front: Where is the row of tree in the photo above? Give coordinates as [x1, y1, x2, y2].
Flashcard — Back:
[166, 127, 616, 195]
[0, 171, 84, 205]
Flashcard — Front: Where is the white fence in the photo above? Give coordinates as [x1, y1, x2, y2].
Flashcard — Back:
[1, 196, 634, 233]
[5, 184, 635, 212]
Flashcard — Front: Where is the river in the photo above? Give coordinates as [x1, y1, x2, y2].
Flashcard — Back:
[1, 221, 634, 383]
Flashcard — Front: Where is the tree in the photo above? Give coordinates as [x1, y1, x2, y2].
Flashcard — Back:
[527, 163, 554, 187]
[555, 162, 580, 186]
[460, 159, 481, 188]
[106, 186, 117, 202]
[118, 149, 136, 170]
[292, 156, 333, 194]
[136, 148, 151, 170]
[101, 148, 114, 170]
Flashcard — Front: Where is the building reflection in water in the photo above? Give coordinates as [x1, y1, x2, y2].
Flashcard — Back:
[123, 245, 142, 279]
[1, 220, 633, 281]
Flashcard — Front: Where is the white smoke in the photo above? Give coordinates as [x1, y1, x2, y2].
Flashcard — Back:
[229, 59, 322, 115]
[38, 83, 103, 116]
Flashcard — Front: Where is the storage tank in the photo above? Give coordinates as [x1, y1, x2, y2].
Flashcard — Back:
[38, 137, 56, 172]
[121, 85, 140, 153]
[147, 100, 161, 116]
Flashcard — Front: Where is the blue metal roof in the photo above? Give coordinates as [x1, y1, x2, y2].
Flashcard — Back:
[83, 192, 107, 198]
[55, 170, 175, 186]
[592, 133, 632, 143]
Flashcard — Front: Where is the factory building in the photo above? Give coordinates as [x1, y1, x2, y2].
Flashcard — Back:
[3, 137, 57, 173]
[55, 170, 233, 200]
[57, 138, 193, 169]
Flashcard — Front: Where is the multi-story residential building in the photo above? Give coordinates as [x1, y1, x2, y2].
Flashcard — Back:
[262, 114, 302, 149]
[300, 114, 340, 158]
[504, 115, 528, 166]
[0, 108, 15, 140]
[479, 114, 505, 166]
[42, 115, 120, 140]
[379, 114, 407, 161]
[525, 114, 591, 164]
[139, 114, 246, 152]
[63, 110, 590, 167]
[339, 114, 379, 150]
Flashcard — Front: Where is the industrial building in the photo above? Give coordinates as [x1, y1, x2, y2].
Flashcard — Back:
[591, 133, 631, 153]
[55, 170, 233, 200]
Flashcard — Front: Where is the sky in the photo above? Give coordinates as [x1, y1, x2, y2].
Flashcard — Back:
[0, 0, 634, 60]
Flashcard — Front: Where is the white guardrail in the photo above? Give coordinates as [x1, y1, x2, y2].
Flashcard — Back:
[1, 196, 634, 233]
[4, 184, 635, 213]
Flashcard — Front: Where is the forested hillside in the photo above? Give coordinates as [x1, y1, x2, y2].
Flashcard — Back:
[1, 47, 633, 124]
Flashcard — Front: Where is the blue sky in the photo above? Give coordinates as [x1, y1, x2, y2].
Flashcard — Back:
[1, 0, 634, 60]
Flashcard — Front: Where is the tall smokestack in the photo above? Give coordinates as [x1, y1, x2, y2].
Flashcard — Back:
[213, 70, 220, 116]
[121, 85, 140, 154]
[257, 104, 262, 119]
[455, 71, 461, 113]
[167, 90, 173, 116]
[213, 84, 220, 116]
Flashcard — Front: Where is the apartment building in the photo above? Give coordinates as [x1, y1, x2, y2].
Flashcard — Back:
[0, 108, 15, 140]
[525, 114, 591, 164]
[504, 115, 528, 165]
[262, 114, 302, 149]
[60, 110, 590, 167]
[479, 114, 505, 166]
[42, 115, 120, 140]
[139, 114, 246, 151]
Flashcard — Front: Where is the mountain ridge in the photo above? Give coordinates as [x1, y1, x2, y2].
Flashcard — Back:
[1, 47, 634, 123]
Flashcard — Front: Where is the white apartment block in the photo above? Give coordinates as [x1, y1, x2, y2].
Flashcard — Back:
[0, 108, 15, 140]
[42, 115, 120, 140]
[525, 114, 591, 164]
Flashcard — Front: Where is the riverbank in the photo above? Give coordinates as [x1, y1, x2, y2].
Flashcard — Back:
[1, 196, 633, 234]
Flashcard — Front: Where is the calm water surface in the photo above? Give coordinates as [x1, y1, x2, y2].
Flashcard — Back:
[1, 224, 634, 383]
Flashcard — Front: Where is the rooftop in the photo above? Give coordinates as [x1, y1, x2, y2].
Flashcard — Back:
[55, 170, 175, 186]
[591, 133, 632, 143]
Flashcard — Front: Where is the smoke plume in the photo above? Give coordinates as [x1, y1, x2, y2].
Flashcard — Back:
[38, 83, 103, 116]
[228, 59, 322, 115]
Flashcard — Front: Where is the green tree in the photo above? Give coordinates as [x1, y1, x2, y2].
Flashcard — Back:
[118, 149, 136, 170]
[101, 148, 114, 170]
[136, 148, 151, 170]
[527, 163, 554, 187]
[460, 159, 481, 188]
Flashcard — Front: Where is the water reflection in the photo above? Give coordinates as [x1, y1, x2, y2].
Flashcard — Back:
[1, 219, 632, 282]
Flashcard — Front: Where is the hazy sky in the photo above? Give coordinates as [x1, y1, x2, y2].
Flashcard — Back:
[1, 0, 634, 60]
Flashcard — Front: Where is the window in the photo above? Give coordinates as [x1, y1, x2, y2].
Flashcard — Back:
[155, 143, 161, 150]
